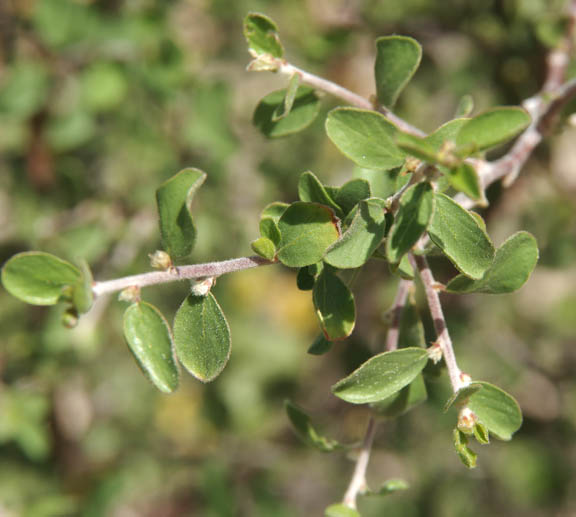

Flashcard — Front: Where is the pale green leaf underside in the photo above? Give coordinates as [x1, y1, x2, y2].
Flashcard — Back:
[428, 193, 494, 279]
[2, 251, 81, 305]
[173, 293, 231, 383]
[446, 231, 538, 294]
[326, 108, 404, 170]
[332, 347, 429, 404]
[123, 302, 179, 393]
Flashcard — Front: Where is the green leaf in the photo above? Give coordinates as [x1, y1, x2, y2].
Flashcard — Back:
[173, 293, 231, 383]
[243, 13, 284, 58]
[251, 237, 276, 260]
[332, 348, 429, 404]
[455, 107, 531, 152]
[446, 231, 539, 294]
[390, 253, 414, 280]
[428, 194, 494, 279]
[374, 36, 422, 108]
[353, 166, 402, 199]
[326, 108, 404, 170]
[298, 171, 342, 215]
[363, 479, 409, 496]
[455, 95, 474, 118]
[72, 261, 94, 314]
[466, 381, 522, 440]
[444, 162, 483, 201]
[313, 270, 355, 340]
[254, 87, 320, 138]
[156, 168, 206, 259]
[453, 428, 477, 469]
[259, 217, 281, 246]
[473, 422, 490, 445]
[386, 183, 435, 264]
[424, 118, 469, 152]
[285, 401, 343, 452]
[325, 504, 360, 517]
[443, 383, 484, 412]
[2, 252, 81, 305]
[308, 333, 333, 355]
[123, 302, 179, 393]
[334, 178, 371, 215]
[277, 202, 340, 267]
[324, 198, 387, 269]
[397, 291, 426, 348]
[261, 201, 289, 222]
[396, 132, 440, 163]
[296, 266, 316, 291]
[273, 73, 300, 120]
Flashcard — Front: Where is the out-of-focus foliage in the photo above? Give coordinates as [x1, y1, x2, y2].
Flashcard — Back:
[0, 0, 575, 515]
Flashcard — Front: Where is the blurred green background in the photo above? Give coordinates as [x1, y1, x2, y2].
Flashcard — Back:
[1, 0, 576, 515]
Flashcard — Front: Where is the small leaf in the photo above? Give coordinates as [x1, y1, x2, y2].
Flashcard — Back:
[443, 162, 483, 201]
[453, 428, 477, 469]
[326, 108, 404, 170]
[324, 198, 387, 269]
[273, 73, 300, 120]
[386, 183, 435, 264]
[254, 87, 320, 138]
[443, 383, 484, 413]
[424, 118, 469, 153]
[277, 202, 340, 267]
[332, 348, 429, 404]
[308, 333, 333, 355]
[428, 194, 494, 279]
[243, 13, 284, 58]
[334, 178, 371, 215]
[325, 504, 360, 517]
[72, 261, 94, 314]
[455, 107, 531, 152]
[446, 231, 539, 294]
[173, 293, 231, 382]
[473, 422, 490, 445]
[261, 201, 289, 222]
[363, 479, 409, 496]
[156, 168, 206, 259]
[259, 217, 281, 246]
[123, 302, 179, 393]
[313, 270, 355, 340]
[296, 266, 316, 291]
[374, 36, 422, 108]
[298, 171, 342, 215]
[285, 400, 343, 452]
[455, 94, 474, 118]
[2, 252, 81, 305]
[466, 381, 522, 441]
[353, 166, 402, 199]
[251, 237, 276, 260]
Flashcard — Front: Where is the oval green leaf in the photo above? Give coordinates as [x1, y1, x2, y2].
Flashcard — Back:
[251, 237, 276, 260]
[298, 171, 342, 215]
[334, 178, 371, 215]
[325, 198, 387, 269]
[446, 231, 538, 294]
[243, 13, 284, 58]
[374, 36, 422, 108]
[72, 261, 94, 314]
[444, 162, 483, 201]
[455, 107, 531, 152]
[326, 108, 404, 170]
[2, 252, 81, 305]
[313, 270, 355, 340]
[386, 183, 435, 264]
[277, 202, 340, 267]
[467, 381, 522, 441]
[156, 168, 206, 259]
[173, 293, 231, 383]
[253, 87, 320, 138]
[332, 347, 429, 404]
[123, 302, 179, 393]
[424, 118, 469, 152]
[428, 193, 494, 279]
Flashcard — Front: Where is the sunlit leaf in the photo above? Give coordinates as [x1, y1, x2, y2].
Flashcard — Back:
[243, 12, 284, 58]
